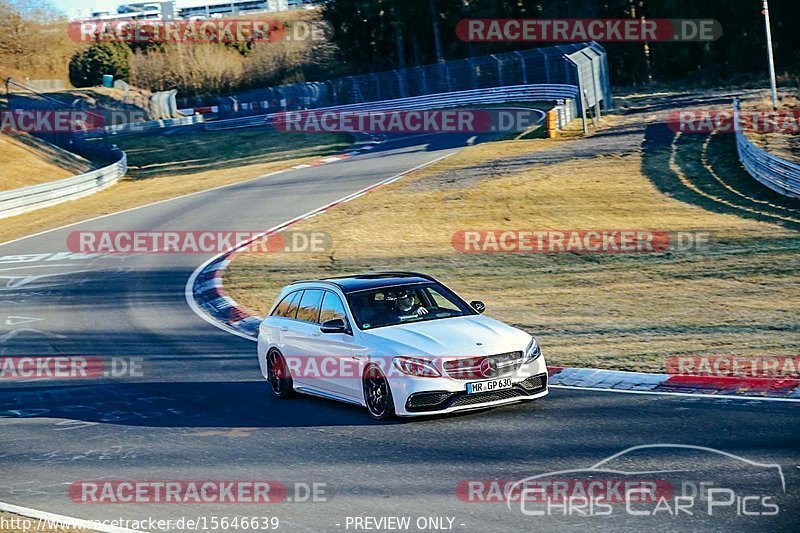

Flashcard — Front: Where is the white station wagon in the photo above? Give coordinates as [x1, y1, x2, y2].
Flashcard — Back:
[257, 272, 548, 419]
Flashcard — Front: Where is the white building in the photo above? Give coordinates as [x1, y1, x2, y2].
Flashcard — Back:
[86, 2, 174, 20]
[176, 0, 289, 19]
[78, 0, 315, 21]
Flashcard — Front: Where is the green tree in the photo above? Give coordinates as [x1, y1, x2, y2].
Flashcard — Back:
[68, 42, 131, 87]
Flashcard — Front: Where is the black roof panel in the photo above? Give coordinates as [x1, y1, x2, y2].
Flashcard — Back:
[294, 272, 437, 294]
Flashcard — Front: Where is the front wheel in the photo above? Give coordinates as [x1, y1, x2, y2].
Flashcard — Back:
[267, 350, 295, 399]
[363, 365, 395, 420]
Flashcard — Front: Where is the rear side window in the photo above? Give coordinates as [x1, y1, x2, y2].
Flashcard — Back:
[296, 289, 324, 323]
[271, 291, 301, 318]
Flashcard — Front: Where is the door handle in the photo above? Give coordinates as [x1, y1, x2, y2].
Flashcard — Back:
[279, 326, 288, 332]
[311, 331, 321, 337]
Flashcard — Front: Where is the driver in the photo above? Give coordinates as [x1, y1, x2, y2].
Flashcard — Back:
[391, 289, 428, 317]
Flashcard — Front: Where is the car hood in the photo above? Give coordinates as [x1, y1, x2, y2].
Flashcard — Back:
[359, 314, 531, 357]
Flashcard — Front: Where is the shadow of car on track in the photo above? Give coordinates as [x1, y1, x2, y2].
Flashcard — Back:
[0, 380, 395, 428]
[0, 379, 546, 428]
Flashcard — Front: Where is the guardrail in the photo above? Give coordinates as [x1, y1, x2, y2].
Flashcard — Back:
[733, 99, 800, 198]
[75, 114, 206, 140]
[0, 150, 127, 220]
[179, 42, 610, 119]
[204, 84, 581, 131]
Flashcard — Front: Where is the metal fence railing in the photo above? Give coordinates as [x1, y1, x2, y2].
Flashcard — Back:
[75, 114, 206, 140]
[204, 84, 579, 132]
[0, 150, 127, 220]
[733, 99, 800, 198]
[179, 42, 611, 124]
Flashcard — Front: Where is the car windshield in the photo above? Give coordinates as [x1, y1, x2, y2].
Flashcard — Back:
[345, 282, 475, 330]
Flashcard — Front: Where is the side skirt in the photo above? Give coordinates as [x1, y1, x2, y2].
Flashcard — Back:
[294, 386, 364, 407]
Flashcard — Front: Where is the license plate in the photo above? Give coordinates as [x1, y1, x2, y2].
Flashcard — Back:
[466, 377, 513, 394]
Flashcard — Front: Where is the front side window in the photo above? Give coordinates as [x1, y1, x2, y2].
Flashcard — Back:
[319, 291, 348, 325]
[296, 289, 324, 323]
[346, 282, 474, 330]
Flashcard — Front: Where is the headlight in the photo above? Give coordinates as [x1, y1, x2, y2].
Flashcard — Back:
[392, 356, 441, 377]
[523, 338, 541, 363]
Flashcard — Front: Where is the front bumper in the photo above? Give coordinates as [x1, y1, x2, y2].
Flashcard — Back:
[405, 373, 548, 414]
[390, 357, 549, 416]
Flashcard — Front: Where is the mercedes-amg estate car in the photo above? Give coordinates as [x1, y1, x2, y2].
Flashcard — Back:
[257, 272, 547, 419]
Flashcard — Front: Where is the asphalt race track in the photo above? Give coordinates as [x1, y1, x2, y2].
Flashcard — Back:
[1, 132, 798, 532]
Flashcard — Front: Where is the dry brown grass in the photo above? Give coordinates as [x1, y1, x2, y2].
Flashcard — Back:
[0, 133, 93, 191]
[225, 121, 799, 373]
[745, 92, 800, 162]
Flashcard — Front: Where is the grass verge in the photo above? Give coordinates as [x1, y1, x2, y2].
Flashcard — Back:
[0, 133, 93, 191]
[105, 127, 348, 179]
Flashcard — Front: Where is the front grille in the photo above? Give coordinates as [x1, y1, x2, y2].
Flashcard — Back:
[443, 351, 524, 380]
[405, 373, 548, 413]
[448, 388, 525, 407]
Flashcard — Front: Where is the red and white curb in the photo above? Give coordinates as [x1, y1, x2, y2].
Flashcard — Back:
[190, 255, 800, 402]
[289, 139, 382, 170]
[547, 366, 800, 400]
[190, 264, 800, 402]
[179, 105, 220, 115]
[185, 155, 800, 402]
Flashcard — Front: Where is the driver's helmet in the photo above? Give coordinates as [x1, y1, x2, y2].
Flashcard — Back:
[395, 290, 416, 313]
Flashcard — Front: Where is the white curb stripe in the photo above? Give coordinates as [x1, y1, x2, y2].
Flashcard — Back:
[551, 385, 800, 403]
[0, 502, 146, 533]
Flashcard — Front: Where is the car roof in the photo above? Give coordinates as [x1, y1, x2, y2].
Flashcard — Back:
[291, 272, 438, 294]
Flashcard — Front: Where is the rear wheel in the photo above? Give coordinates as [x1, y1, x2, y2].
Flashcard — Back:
[363, 365, 395, 420]
[267, 350, 295, 399]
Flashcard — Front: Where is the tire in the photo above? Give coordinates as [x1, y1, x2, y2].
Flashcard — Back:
[266, 350, 295, 399]
[362, 364, 395, 420]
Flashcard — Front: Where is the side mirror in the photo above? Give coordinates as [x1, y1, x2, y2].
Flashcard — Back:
[470, 300, 486, 314]
[320, 318, 348, 334]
